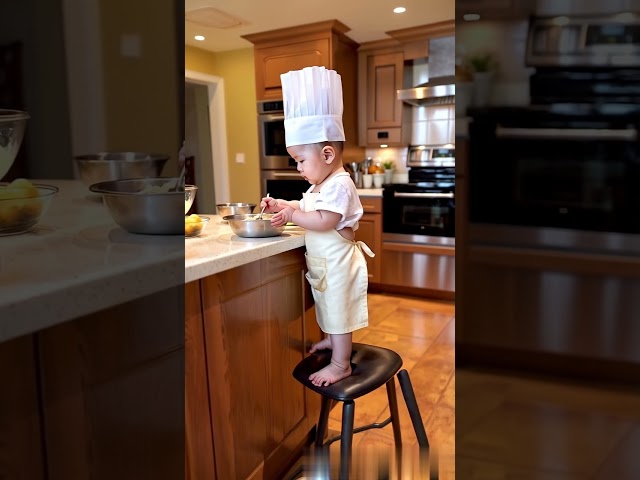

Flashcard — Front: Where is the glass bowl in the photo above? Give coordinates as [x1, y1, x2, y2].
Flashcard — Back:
[185, 214, 209, 238]
[0, 110, 30, 181]
[0, 181, 58, 235]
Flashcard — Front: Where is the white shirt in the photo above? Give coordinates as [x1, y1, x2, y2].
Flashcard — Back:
[299, 172, 363, 231]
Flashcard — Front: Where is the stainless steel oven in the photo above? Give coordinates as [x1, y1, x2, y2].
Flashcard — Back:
[258, 100, 295, 170]
[261, 170, 309, 201]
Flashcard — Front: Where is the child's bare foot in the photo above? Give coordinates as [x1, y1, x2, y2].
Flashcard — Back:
[309, 360, 352, 387]
[309, 338, 332, 353]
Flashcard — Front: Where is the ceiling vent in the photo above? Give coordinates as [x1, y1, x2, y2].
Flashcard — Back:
[185, 7, 248, 29]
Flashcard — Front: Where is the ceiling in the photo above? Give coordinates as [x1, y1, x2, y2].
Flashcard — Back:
[185, 0, 455, 53]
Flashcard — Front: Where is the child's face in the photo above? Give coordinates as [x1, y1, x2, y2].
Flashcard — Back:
[287, 144, 334, 185]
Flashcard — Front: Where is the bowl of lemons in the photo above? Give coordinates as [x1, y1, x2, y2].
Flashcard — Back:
[185, 213, 209, 238]
[0, 178, 58, 235]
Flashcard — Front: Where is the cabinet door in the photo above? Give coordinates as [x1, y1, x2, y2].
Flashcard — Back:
[366, 52, 404, 129]
[254, 39, 330, 99]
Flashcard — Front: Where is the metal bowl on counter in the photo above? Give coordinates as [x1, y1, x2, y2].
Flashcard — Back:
[90, 177, 184, 235]
[216, 202, 256, 217]
[223, 213, 285, 238]
[75, 152, 169, 187]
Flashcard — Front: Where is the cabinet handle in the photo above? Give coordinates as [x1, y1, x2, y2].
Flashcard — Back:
[496, 126, 638, 141]
[393, 192, 454, 198]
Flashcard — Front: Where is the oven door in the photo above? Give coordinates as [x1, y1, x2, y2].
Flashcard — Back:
[469, 118, 640, 236]
[261, 170, 309, 201]
[258, 113, 296, 170]
[383, 189, 455, 237]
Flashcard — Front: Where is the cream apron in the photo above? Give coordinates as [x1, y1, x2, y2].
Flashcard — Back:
[302, 192, 375, 334]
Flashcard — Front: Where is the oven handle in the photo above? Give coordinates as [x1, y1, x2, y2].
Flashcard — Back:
[496, 126, 638, 141]
[271, 172, 302, 178]
[393, 192, 454, 199]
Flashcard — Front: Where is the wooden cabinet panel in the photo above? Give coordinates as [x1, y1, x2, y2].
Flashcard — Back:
[367, 52, 404, 129]
[258, 39, 330, 98]
[0, 335, 45, 480]
[358, 197, 382, 283]
[198, 248, 321, 480]
[37, 286, 185, 480]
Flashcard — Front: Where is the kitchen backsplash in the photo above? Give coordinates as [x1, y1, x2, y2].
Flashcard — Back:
[364, 147, 409, 173]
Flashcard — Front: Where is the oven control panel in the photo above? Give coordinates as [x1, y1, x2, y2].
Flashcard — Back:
[407, 146, 455, 168]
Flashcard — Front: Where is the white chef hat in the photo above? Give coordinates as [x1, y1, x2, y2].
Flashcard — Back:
[280, 66, 345, 147]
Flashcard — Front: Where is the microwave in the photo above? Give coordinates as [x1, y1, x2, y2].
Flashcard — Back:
[258, 100, 296, 170]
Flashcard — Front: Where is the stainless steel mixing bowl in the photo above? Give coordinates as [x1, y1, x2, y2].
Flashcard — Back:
[75, 152, 169, 187]
[223, 213, 285, 238]
[90, 177, 183, 235]
[216, 202, 256, 217]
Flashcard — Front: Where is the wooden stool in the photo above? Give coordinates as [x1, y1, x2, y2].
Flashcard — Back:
[292, 343, 432, 479]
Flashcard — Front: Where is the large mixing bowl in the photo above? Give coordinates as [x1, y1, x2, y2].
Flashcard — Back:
[223, 213, 285, 238]
[216, 202, 256, 217]
[0, 110, 30, 181]
[90, 177, 184, 235]
[75, 152, 169, 187]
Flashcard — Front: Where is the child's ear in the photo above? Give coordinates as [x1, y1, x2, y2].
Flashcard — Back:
[322, 146, 336, 164]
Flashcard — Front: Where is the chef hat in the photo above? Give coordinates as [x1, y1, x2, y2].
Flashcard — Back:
[280, 66, 345, 147]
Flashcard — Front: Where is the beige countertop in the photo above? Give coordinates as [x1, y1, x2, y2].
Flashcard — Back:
[185, 217, 305, 283]
[356, 188, 383, 197]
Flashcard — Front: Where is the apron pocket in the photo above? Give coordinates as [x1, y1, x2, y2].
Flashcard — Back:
[305, 253, 327, 292]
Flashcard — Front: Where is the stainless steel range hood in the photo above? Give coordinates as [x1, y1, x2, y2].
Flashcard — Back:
[397, 36, 455, 107]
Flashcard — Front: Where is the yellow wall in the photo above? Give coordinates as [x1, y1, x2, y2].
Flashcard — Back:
[185, 45, 260, 205]
[100, 0, 180, 175]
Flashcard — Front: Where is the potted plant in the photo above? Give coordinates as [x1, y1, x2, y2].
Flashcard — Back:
[382, 160, 395, 184]
[468, 52, 497, 107]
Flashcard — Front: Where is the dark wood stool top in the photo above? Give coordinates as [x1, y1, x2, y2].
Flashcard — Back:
[292, 343, 403, 401]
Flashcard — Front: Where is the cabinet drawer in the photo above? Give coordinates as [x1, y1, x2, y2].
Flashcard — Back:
[367, 127, 402, 146]
[360, 197, 382, 213]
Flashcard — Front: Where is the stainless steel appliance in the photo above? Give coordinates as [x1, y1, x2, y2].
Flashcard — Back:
[463, 13, 640, 369]
[380, 146, 455, 295]
[257, 100, 309, 200]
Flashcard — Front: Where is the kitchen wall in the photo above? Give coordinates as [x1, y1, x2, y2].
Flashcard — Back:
[185, 45, 261, 205]
[99, 0, 181, 175]
[0, 0, 73, 179]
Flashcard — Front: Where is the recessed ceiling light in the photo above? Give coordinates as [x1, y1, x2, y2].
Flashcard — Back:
[393, 7, 406, 14]
[195, 35, 205, 41]
[463, 13, 480, 21]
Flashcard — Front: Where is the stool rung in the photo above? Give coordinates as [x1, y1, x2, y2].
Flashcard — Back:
[325, 416, 392, 445]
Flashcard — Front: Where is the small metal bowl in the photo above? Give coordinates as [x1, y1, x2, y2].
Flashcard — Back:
[216, 202, 256, 217]
[75, 152, 169, 187]
[223, 213, 285, 238]
[90, 177, 183, 235]
[185, 185, 197, 214]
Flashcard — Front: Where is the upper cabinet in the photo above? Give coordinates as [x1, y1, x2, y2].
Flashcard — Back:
[243, 20, 364, 161]
[357, 21, 455, 148]
[456, 0, 535, 20]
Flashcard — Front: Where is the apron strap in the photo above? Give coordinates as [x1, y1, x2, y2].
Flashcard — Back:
[355, 240, 375, 258]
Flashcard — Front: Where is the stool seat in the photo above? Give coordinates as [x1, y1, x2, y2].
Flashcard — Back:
[292, 343, 403, 401]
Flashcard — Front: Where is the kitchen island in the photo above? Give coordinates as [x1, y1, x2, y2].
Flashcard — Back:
[0, 180, 320, 480]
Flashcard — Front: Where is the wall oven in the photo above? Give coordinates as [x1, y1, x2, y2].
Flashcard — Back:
[258, 100, 308, 200]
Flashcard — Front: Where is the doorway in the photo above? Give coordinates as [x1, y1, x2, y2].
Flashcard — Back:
[184, 70, 230, 209]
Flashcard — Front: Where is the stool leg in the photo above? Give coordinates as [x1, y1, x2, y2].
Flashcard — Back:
[397, 369, 429, 448]
[315, 396, 332, 447]
[339, 400, 355, 480]
[385, 377, 402, 447]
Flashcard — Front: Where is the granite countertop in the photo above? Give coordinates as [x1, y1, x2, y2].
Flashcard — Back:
[0, 179, 185, 342]
[185, 217, 305, 283]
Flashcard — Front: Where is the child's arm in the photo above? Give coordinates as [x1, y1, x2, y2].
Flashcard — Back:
[271, 207, 340, 231]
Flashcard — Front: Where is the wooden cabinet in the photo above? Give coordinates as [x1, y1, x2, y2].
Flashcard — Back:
[243, 20, 364, 162]
[357, 197, 383, 284]
[186, 248, 322, 480]
[357, 21, 455, 148]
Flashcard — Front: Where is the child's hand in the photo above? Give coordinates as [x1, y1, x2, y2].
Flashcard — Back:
[260, 196, 281, 212]
[271, 206, 294, 227]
